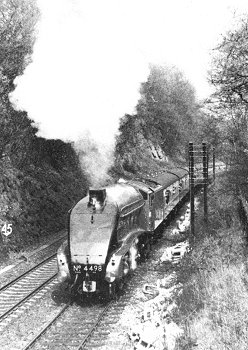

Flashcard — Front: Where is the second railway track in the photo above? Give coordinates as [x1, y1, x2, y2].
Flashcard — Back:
[1, 199, 193, 350]
[0, 254, 58, 327]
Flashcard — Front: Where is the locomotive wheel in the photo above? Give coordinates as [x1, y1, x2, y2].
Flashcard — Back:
[51, 288, 70, 305]
[150, 231, 157, 244]
[106, 279, 125, 300]
[107, 281, 117, 300]
[51, 281, 72, 304]
[144, 242, 151, 259]
[123, 253, 131, 275]
[140, 241, 151, 261]
[118, 278, 125, 291]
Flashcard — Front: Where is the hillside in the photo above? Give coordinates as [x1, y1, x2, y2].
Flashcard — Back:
[0, 113, 89, 258]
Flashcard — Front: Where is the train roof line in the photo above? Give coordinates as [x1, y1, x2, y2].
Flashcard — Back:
[130, 177, 161, 191]
[165, 170, 182, 180]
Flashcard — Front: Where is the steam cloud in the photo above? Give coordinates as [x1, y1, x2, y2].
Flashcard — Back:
[10, 0, 245, 184]
[74, 134, 113, 187]
[10, 0, 150, 184]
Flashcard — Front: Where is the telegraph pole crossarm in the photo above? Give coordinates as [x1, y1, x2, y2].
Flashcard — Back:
[202, 142, 208, 223]
[189, 142, 195, 237]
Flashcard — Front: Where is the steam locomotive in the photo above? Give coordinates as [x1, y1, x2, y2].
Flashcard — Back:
[56, 168, 189, 299]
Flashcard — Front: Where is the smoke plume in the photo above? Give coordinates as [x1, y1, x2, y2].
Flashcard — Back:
[74, 134, 114, 187]
[10, 0, 244, 184]
[10, 0, 150, 184]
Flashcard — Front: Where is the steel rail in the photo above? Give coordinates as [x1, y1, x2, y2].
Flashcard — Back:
[76, 301, 113, 350]
[0, 274, 57, 321]
[19, 300, 113, 350]
[0, 253, 57, 293]
[21, 302, 72, 350]
[0, 234, 66, 290]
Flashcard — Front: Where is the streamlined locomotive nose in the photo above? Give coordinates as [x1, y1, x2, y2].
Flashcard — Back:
[70, 201, 117, 263]
[69, 195, 118, 291]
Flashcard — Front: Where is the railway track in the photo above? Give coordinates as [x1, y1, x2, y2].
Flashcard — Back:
[0, 254, 58, 327]
[19, 261, 154, 350]
[17, 202, 192, 350]
[2, 199, 194, 349]
[0, 234, 66, 289]
[21, 299, 118, 350]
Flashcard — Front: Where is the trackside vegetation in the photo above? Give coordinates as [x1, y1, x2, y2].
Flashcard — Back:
[177, 175, 248, 349]
[0, 0, 89, 259]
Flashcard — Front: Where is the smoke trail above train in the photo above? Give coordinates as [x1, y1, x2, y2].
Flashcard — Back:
[10, 0, 149, 146]
[9, 0, 247, 148]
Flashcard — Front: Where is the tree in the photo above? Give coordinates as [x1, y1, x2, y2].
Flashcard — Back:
[0, 0, 39, 258]
[136, 64, 199, 157]
[211, 18, 248, 106]
[209, 17, 248, 193]
[0, 0, 39, 162]
[0, 0, 39, 94]
[114, 113, 153, 174]
[114, 64, 202, 174]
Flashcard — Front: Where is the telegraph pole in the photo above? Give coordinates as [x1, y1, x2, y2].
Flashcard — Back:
[202, 142, 208, 223]
[189, 142, 195, 236]
[188, 142, 209, 235]
[213, 147, 216, 181]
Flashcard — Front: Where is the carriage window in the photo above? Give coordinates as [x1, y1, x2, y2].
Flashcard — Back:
[128, 215, 131, 227]
[164, 190, 170, 204]
[133, 210, 140, 225]
[133, 212, 137, 225]
[139, 190, 148, 200]
[179, 182, 183, 192]
[149, 194, 155, 206]
[130, 214, 134, 226]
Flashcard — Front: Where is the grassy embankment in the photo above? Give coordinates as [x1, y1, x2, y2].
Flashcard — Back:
[177, 174, 248, 349]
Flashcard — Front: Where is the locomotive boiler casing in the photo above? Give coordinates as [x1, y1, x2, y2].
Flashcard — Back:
[67, 183, 146, 294]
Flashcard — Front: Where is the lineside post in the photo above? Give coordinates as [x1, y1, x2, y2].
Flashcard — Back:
[213, 147, 215, 181]
[202, 142, 208, 223]
[189, 142, 195, 236]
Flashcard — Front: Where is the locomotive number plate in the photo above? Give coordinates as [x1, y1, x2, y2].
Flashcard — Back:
[73, 264, 102, 274]
[83, 265, 102, 272]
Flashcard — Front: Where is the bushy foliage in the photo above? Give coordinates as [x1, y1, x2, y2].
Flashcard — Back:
[0, 0, 39, 164]
[1, 139, 89, 253]
[209, 17, 248, 187]
[177, 178, 248, 349]
[0, 0, 90, 256]
[186, 264, 248, 350]
[114, 64, 202, 175]
[211, 18, 248, 106]
[0, 0, 39, 93]
[114, 114, 163, 175]
[137, 65, 198, 156]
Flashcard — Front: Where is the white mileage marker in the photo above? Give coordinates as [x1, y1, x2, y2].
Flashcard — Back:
[1, 223, 13, 237]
